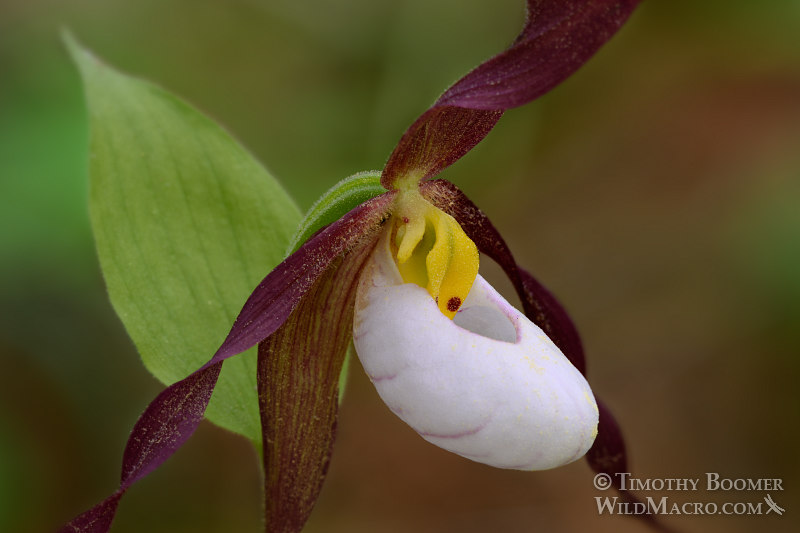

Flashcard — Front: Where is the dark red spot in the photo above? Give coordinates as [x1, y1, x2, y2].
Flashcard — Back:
[402, 216, 410, 223]
[447, 296, 462, 312]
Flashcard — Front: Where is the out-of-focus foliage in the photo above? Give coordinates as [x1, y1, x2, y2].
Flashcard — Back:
[1, 1, 799, 532]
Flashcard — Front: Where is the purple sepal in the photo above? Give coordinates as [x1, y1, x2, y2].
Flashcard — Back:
[258, 237, 378, 532]
[382, 0, 641, 189]
[438, 0, 642, 110]
[59, 192, 394, 532]
[381, 108, 503, 188]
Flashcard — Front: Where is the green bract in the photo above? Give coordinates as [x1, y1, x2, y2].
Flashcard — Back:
[287, 171, 385, 255]
[285, 171, 388, 398]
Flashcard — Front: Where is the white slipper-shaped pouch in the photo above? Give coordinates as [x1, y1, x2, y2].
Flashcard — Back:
[353, 230, 599, 470]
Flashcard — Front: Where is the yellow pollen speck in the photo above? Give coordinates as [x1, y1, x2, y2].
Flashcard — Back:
[522, 355, 545, 374]
[584, 390, 599, 413]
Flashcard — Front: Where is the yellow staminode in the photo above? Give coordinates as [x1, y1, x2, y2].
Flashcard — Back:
[393, 191, 479, 319]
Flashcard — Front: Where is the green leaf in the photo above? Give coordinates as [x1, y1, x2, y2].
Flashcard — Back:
[65, 32, 302, 446]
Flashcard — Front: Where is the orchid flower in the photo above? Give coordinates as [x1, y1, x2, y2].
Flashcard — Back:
[61, 1, 652, 532]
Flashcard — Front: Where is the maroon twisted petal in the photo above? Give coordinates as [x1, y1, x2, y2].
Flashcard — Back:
[422, 180, 669, 532]
[59, 192, 395, 532]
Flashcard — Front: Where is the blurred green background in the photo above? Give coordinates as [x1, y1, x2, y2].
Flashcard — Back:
[1, 1, 799, 532]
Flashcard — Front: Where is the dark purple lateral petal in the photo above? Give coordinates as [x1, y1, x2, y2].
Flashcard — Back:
[588, 400, 674, 533]
[121, 364, 222, 485]
[258, 236, 377, 533]
[59, 492, 122, 533]
[60, 192, 395, 532]
[61, 364, 221, 533]
[516, 267, 586, 375]
[420, 179, 585, 373]
[382, 0, 640, 189]
[423, 180, 668, 532]
[213, 190, 395, 362]
[586, 399, 627, 479]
